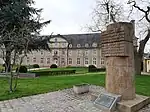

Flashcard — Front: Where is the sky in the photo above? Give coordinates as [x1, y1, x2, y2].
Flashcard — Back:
[35, 0, 95, 35]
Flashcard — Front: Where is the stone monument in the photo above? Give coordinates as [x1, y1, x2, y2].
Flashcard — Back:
[100, 22, 150, 112]
[101, 22, 135, 100]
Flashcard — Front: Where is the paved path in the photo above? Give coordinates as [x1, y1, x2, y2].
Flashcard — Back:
[0, 86, 104, 112]
[0, 85, 149, 112]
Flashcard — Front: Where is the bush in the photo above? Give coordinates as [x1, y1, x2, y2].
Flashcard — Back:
[50, 64, 57, 68]
[88, 65, 96, 72]
[32, 64, 40, 68]
[88, 65, 106, 72]
[16, 66, 27, 73]
[88, 65, 96, 69]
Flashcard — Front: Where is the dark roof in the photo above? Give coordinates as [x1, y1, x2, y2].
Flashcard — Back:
[61, 33, 100, 48]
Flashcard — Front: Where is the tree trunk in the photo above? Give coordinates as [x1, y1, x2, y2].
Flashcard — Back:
[134, 30, 150, 75]
[5, 50, 11, 72]
[134, 54, 142, 75]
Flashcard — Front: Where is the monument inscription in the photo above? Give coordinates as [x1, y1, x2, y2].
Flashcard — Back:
[101, 23, 133, 57]
[94, 93, 121, 112]
[94, 94, 115, 108]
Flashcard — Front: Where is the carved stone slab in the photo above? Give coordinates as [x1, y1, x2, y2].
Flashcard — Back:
[94, 93, 121, 112]
[101, 22, 134, 57]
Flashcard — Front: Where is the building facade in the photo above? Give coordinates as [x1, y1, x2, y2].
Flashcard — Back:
[22, 33, 105, 68]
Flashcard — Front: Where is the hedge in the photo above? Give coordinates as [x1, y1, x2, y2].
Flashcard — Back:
[30, 69, 76, 76]
[89, 67, 106, 72]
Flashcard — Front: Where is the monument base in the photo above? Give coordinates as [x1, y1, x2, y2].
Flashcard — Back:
[90, 94, 150, 112]
[117, 95, 150, 112]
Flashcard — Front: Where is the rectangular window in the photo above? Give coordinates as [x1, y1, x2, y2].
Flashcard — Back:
[69, 51, 72, 56]
[41, 58, 44, 63]
[33, 57, 36, 63]
[69, 58, 72, 64]
[77, 58, 80, 64]
[61, 58, 65, 64]
[85, 50, 88, 55]
[85, 58, 88, 64]
[93, 49, 97, 55]
[27, 57, 29, 63]
[62, 50, 65, 55]
[101, 58, 104, 65]
[93, 58, 96, 65]
[62, 43, 65, 47]
[77, 50, 81, 55]
[47, 58, 50, 64]
[101, 60, 104, 65]
[55, 43, 57, 46]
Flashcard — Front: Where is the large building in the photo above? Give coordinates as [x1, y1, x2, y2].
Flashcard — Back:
[23, 33, 105, 68]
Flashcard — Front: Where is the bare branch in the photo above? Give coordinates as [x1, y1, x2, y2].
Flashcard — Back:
[128, 0, 150, 22]
[85, 0, 124, 32]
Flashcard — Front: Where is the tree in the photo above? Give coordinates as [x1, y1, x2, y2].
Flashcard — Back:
[85, 0, 124, 32]
[0, 0, 51, 72]
[0, 0, 51, 92]
[87, 0, 150, 75]
[127, 0, 150, 75]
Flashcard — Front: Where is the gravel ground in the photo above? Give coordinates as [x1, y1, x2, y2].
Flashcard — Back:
[0, 85, 149, 112]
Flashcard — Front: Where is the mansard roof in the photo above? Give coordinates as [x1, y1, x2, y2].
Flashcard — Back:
[62, 33, 100, 47]
[42, 32, 101, 48]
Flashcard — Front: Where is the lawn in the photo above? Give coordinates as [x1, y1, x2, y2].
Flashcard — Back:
[0, 73, 150, 101]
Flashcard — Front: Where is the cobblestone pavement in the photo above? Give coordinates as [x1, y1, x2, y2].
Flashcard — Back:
[0, 85, 149, 112]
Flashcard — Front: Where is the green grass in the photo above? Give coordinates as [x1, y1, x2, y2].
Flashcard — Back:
[0, 73, 150, 101]
[0, 73, 104, 101]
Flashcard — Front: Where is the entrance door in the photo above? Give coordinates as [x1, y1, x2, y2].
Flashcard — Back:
[54, 58, 58, 65]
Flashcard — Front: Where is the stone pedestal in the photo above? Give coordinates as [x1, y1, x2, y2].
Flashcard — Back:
[106, 56, 135, 100]
[101, 22, 135, 100]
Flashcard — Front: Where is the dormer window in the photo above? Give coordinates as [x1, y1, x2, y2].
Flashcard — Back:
[55, 38, 57, 42]
[77, 44, 81, 48]
[69, 44, 72, 48]
[54, 51, 58, 55]
[55, 38, 57, 46]
[92, 43, 97, 47]
[85, 43, 89, 47]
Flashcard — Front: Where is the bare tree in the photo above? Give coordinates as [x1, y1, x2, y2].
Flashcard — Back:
[128, 0, 150, 75]
[0, 25, 32, 93]
[85, 0, 124, 32]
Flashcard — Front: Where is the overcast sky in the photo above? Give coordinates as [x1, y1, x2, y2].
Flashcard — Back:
[35, 0, 95, 35]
